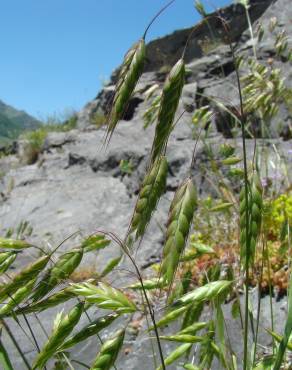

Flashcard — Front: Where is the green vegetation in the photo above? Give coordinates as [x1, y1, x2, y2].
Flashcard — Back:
[20, 114, 78, 164]
[0, 100, 40, 145]
[0, 1, 292, 370]
[90, 111, 106, 128]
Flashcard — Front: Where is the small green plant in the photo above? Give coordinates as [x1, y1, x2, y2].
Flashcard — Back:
[20, 112, 78, 164]
[119, 158, 134, 175]
[22, 128, 47, 164]
[91, 112, 106, 128]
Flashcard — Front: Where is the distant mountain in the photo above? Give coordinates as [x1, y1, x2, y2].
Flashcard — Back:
[0, 100, 41, 145]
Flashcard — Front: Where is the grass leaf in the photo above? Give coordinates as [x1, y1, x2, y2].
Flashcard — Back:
[156, 343, 192, 370]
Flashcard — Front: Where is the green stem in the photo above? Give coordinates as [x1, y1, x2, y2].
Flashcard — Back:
[228, 37, 251, 370]
[252, 237, 264, 366]
[102, 231, 166, 370]
[265, 231, 275, 353]
[1, 319, 32, 370]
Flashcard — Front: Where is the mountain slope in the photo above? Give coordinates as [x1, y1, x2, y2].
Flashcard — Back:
[0, 99, 41, 145]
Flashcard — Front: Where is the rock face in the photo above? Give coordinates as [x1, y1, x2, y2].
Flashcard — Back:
[78, 0, 292, 139]
[0, 0, 291, 369]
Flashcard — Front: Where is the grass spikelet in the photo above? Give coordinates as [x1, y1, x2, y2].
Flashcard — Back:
[152, 306, 188, 329]
[32, 302, 84, 369]
[240, 170, 263, 267]
[127, 277, 166, 290]
[249, 170, 263, 261]
[90, 328, 125, 370]
[106, 39, 145, 144]
[130, 156, 168, 239]
[59, 313, 119, 351]
[32, 248, 83, 301]
[0, 252, 17, 274]
[172, 280, 232, 307]
[100, 255, 122, 278]
[15, 287, 76, 315]
[0, 252, 15, 265]
[70, 281, 137, 313]
[81, 234, 111, 253]
[181, 302, 204, 331]
[266, 328, 292, 351]
[0, 237, 32, 250]
[161, 178, 197, 284]
[0, 255, 50, 301]
[156, 343, 192, 370]
[159, 334, 204, 343]
[178, 322, 208, 335]
[150, 58, 185, 164]
[0, 278, 36, 317]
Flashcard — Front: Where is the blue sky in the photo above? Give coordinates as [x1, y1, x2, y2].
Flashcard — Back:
[0, 0, 231, 120]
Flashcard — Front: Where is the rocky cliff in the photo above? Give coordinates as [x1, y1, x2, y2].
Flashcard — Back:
[0, 0, 291, 368]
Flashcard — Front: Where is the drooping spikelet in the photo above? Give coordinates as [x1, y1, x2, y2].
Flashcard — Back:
[60, 313, 119, 351]
[106, 39, 145, 144]
[15, 286, 76, 315]
[31, 248, 83, 302]
[130, 156, 168, 239]
[161, 178, 197, 283]
[0, 255, 50, 301]
[0, 237, 32, 249]
[32, 302, 84, 369]
[239, 170, 263, 267]
[250, 171, 263, 260]
[0, 278, 36, 317]
[90, 328, 125, 370]
[150, 58, 185, 164]
[0, 251, 17, 274]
